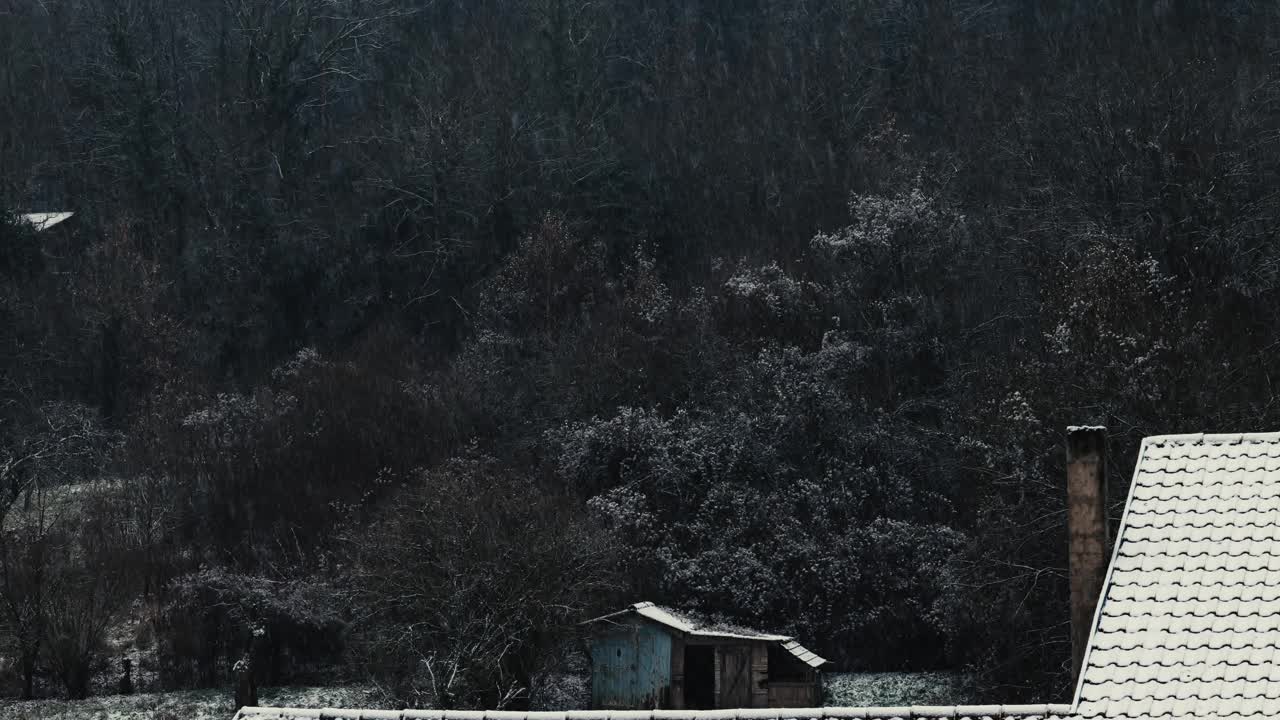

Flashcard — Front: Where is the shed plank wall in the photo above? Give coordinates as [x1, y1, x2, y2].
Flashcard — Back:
[670, 635, 685, 709]
[713, 646, 721, 708]
[750, 642, 769, 708]
[766, 681, 820, 708]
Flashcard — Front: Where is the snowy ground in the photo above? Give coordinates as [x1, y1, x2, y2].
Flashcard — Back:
[0, 672, 971, 718]
[0, 685, 389, 720]
[526, 670, 973, 710]
[821, 672, 973, 707]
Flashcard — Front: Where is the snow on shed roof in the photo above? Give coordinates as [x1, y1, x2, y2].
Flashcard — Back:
[1072, 431, 1280, 719]
[584, 602, 791, 642]
[234, 705, 1074, 720]
[20, 211, 73, 231]
[583, 602, 828, 667]
[780, 640, 826, 669]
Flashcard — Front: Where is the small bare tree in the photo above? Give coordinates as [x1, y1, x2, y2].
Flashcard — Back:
[0, 400, 118, 698]
[344, 454, 621, 709]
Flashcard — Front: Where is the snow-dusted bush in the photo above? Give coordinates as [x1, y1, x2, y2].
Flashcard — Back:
[550, 330, 969, 669]
[528, 671, 590, 711]
[822, 672, 972, 707]
[717, 261, 824, 345]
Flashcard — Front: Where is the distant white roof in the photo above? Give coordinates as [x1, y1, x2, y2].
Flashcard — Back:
[583, 602, 828, 667]
[20, 211, 74, 231]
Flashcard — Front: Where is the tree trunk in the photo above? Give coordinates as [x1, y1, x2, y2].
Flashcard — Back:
[68, 662, 91, 700]
[21, 651, 35, 700]
[234, 656, 257, 710]
[119, 657, 134, 695]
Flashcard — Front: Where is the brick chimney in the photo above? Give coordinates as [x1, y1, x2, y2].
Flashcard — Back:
[1066, 426, 1108, 688]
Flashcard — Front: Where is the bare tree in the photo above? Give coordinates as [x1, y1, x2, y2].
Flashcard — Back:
[0, 401, 117, 698]
[344, 454, 621, 709]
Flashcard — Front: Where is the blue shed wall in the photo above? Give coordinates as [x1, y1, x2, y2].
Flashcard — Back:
[590, 621, 673, 709]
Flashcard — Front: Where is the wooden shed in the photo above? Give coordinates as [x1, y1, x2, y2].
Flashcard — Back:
[582, 602, 828, 710]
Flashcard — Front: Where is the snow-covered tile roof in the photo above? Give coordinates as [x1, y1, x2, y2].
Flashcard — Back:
[1073, 431, 1280, 719]
[233, 705, 1074, 720]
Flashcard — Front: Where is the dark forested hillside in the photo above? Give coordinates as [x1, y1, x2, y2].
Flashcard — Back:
[3, 0, 1280, 709]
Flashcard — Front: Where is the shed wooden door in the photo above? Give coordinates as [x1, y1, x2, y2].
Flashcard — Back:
[719, 646, 750, 708]
[590, 624, 673, 709]
[591, 632, 633, 709]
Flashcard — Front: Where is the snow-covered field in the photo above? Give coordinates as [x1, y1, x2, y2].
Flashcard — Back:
[0, 685, 389, 720]
[0, 672, 970, 718]
[821, 672, 973, 707]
